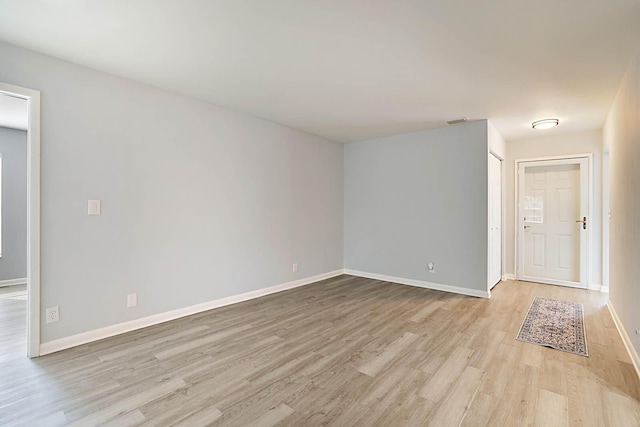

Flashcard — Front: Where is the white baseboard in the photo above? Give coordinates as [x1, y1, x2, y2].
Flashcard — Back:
[0, 277, 27, 287]
[507, 274, 603, 292]
[39, 269, 344, 356]
[344, 269, 490, 298]
[607, 301, 640, 380]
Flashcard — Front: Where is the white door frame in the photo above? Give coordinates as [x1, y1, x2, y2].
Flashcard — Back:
[602, 151, 610, 293]
[515, 153, 593, 289]
[488, 151, 503, 292]
[0, 82, 41, 357]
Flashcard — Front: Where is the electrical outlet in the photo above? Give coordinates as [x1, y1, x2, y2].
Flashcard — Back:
[46, 306, 59, 323]
[428, 262, 436, 273]
[88, 200, 101, 215]
[127, 293, 138, 308]
[292, 263, 298, 273]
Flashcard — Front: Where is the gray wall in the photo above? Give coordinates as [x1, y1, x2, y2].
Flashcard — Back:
[504, 130, 603, 286]
[0, 127, 27, 281]
[344, 121, 489, 293]
[603, 49, 640, 356]
[0, 41, 344, 343]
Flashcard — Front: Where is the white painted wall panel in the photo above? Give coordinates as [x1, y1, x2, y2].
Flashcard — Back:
[344, 121, 489, 293]
[0, 41, 344, 343]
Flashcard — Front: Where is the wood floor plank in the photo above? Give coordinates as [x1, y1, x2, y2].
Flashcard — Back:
[427, 365, 485, 427]
[565, 362, 606, 427]
[0, 276, 638, 425]
[246, 403, 294, 427]
[100, 409, 146, 427]
[357, 331, 418, 377]
[618, 360, 640, 402]
[410, 300, 445, 322]
[98, 325, 211, 362]
[67, 378, 186, 425]
[520, 342, 545, 368]
[534, 388, 569, 427]
[478, 343, 520, 398]
[459, 392, 509, 427]
[503, 362, 540, 424]
[603, 389, 640, 426]
[418, 346, 475, 401]
[153, 324, 253, 360]
[172, 406, 223, 427]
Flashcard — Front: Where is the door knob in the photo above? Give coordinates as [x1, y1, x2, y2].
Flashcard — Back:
[575, 216, 587, 230]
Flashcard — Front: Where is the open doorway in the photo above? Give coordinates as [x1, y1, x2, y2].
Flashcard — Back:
[0, 82, 40, 358]
[0, 93, 28, 360]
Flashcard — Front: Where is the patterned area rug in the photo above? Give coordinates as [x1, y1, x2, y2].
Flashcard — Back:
[516, 296, 588, 357]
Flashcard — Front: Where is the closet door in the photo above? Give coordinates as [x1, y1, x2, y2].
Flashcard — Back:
[489, 154, 502, 288]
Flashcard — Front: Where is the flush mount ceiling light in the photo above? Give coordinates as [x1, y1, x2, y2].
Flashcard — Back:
[532, 118, 559, 129]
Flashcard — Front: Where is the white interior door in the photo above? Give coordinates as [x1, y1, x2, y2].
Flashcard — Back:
[517, 158, 589, 288]
[489, 154, 502, 289]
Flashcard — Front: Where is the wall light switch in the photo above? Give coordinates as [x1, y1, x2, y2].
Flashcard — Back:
[127, 293, 138, 308]
[88, 200, 101, 215]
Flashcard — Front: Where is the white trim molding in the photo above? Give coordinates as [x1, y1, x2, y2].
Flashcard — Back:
[587, 283, 603, 292]
[607, 301, 640, 380]
[0, 82, 41, 358]
[515, 154, 593, 290]
[503, 274, 516, 281]
[344, 269, 491, 298]
[0, 278, 28, 287]
[600, 286, 609, 293]
[40, 269, 344, 356]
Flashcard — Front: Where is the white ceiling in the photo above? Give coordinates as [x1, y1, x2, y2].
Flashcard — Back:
[0, 0, 638, 142]
[0, 92, 28, 131]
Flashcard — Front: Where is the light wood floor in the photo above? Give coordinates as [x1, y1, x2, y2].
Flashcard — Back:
[1, 276, 639, 426]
